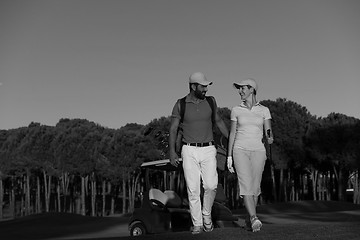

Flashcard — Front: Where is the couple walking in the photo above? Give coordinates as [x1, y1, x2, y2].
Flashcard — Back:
[168, 72, 274, 234]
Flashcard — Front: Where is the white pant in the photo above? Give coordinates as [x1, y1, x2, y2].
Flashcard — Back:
[182, 145, 218, 227]
[233, 148, 266, 196]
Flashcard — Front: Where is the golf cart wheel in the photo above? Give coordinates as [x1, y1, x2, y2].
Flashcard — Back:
[130, 222, 146, 236]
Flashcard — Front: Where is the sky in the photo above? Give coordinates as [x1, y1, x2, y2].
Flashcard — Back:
[1, 0, 359, 130]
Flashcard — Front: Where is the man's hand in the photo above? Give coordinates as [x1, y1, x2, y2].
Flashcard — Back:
[267, 137, 274, 145]
[169, 151, 180, 167]
[227, 156, 235, 173]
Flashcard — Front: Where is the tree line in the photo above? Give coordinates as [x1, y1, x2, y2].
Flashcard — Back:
[0, 98, 359, 220]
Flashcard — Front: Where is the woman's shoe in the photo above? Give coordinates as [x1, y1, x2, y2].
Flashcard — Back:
[203, 214, 214, 232]
[250, 216, 262, 232]
[203, 221, 214, 232]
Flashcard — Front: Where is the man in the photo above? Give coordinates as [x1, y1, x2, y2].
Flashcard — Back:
[169, 72, 229, 234]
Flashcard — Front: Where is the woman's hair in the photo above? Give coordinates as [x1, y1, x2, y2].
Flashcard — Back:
[245, 85, 256, 95]
[253, 88, 257, 95]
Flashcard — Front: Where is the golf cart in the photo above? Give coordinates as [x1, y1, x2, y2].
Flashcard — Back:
[128, 157, 239, 236]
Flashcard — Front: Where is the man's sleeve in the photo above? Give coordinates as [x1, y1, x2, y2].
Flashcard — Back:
[171, 99, 181, 119]
[230, 107, 237, 121]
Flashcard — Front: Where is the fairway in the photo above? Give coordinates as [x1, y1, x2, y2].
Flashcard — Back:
[1, 200, 360, 240]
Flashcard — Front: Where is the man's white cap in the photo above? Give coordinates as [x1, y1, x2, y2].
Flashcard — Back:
[233, 78, 258, 91]
[189, 72, 213, 86]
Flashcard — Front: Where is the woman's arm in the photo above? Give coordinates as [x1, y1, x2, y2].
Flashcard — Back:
[264, 119, 274, 144]
[227, 120, 237, 173]
[227, 120, 237, 157]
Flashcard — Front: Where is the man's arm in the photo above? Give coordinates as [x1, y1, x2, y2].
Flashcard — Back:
[212, 97, 229, 139]
[215, 115, 229, 139]
[169, 116, 181, 167]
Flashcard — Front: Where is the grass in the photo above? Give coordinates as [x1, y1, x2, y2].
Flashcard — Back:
[0, 200, 359, 240]
[0, 212, 129, 240]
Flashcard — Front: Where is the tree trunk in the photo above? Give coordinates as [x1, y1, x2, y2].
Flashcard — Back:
[10, 179, 15, 218]
[337, 170, 347, 201]
[102, 180, 106, 216]
[21, 179, 25, 216]
[130, 173, 135, 211]
[283, 170, 289, 202]
[289, 171, 295, 201]
[109, 183, 115, 215]
[75, 191, 81, 215]
[354, 171, 359, 204]
[279, 169, 284, 201]
[25, 173, 31, 216]
[60, 172, 70, 212]
[122, 178, 126, 214]
[57, 183, 61, 212]
[91, 173, 96, 217]
[310, 169, 318, 200]
[36, 176, 41, 213]
[318, 174, 324, 201]
[326, 171, 331, 201]
[0, 177, 3, 219]
[43, 170, 51, 212]
[270, 164, 277, 202]
[110, 197, 115, 215]
[81, 176, 86, 216]
[302, 174, 306, 200]
[128, 172, 140, 213]
[128, 178, 131, 213]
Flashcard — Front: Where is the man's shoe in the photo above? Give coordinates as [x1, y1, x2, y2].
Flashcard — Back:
[203, 215, 214, 232]
[191, 226, 203, 234]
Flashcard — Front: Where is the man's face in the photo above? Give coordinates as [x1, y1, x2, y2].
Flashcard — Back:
[194, 84, 208, 99]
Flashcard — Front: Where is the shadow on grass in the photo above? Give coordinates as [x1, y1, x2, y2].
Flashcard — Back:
[257, 200, 360, 214]
[233, 200, 360, 225]
[232, 200, 360, 215]
[1, 201, 360, 240]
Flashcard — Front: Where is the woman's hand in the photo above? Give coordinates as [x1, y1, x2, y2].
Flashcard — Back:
[227, 156, 235, 173]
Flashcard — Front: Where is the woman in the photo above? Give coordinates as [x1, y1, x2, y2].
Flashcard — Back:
[227, 78, 273, 232]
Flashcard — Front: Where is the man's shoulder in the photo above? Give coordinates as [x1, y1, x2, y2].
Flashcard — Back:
[205, 96, 217, 106]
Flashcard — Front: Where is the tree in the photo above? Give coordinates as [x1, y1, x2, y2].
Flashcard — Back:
[144, 117, 172, 159]
[113, 124, 159, 213]
[0, 130, 10, 219]
[306, 113, 360, 201]
[261, 98, 314, 201]
[53, 118, 103, 215]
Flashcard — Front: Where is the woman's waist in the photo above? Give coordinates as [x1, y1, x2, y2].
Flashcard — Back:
[233, 139, 265, 151]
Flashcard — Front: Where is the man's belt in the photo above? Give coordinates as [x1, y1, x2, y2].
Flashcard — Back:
[182, 141, 215, 147]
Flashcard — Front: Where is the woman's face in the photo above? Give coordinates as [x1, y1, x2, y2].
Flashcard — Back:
[238, 85, 252, 100]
